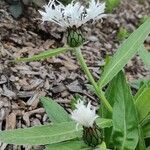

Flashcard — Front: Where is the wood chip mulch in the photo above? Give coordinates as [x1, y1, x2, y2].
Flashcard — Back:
[0, 0, 150, 149]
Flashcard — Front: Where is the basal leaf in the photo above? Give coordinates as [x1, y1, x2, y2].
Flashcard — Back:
[112, 71, 139, 150]
[45, 139, 90, 150]
[0, 122, 77, 145]
[102, 72, 123, 147]
[0, 118, 112, 145]
[40, 97, 71, 123]
[135, 88, 150, 123]
[14, 47, 70, 62]
[98, 18, 150, 87]
[103, 73, 120, 118]
[134, 82, 150, 149]
[45, 140, 107, 150]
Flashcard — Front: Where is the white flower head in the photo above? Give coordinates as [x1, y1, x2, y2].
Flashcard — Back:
[39, 0, 106, 28]
[71, 100, 98, 128]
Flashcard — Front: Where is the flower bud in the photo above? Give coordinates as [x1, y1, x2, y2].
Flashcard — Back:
[67, 26, 85, 48]
[83, 123, 103, 148]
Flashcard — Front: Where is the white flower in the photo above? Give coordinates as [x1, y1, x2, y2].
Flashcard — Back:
[71, 100, 98, 128]
[39, 0, 106, 28]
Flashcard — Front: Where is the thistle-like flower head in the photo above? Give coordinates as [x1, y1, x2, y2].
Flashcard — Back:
[71, 100, 98, 128]
[39, 0, 106, 28]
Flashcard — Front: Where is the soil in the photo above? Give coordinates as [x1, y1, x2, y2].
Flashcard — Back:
[0, 0, 150, 149]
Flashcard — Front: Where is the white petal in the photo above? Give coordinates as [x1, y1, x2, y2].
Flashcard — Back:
[39, 0, 106, 28]
[71, 100, 98, 127]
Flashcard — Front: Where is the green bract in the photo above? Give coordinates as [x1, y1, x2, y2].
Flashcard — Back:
[67, 26, 85, 48]
[83, 124, 103, 148]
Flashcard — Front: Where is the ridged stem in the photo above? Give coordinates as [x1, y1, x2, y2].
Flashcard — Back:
[74, 47, 112, 113]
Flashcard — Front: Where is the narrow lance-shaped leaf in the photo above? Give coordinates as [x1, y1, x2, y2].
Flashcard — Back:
[45, 139, 90, 150]
[14, 47, 71, 62]
[140, 113, 150, 127]
[45, 140, 107, 150]
[41, 97, 71, 150]
[112, 71, 139, 150]
[134, 79, 150, 100]
[98, 18, 150, 87]
[102, 72, 122, 147]
[136, 125, 146, 150]
[135, 88, 150, 123]
[40, 97, 71, 123]
[0, 118, 112, 145]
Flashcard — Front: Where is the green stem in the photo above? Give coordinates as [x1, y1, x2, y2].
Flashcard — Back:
[75, 47, 113, 113]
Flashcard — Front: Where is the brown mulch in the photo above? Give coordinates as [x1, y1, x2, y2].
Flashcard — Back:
[0, 0, 150, 149]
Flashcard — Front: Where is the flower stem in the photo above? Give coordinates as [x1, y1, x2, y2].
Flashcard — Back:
[74, 47, 112, 113]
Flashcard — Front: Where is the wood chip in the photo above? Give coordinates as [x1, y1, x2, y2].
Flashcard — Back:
[5, 112, 16, 130]
[2, 85, 16, 99]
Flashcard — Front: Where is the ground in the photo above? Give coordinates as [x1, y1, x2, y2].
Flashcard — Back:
[0, 0, 150, 149]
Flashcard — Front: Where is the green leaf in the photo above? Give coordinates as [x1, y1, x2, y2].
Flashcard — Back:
[103, 73, 120, 118]
[134, 80, 150, 100]
[112, 71, 139, 150]
[0, 118, 112, 145]
[141, 113, 150, 127]
[0, 122, 77, 145]
[135, 88, 150, 123]
[40, 97, 71, 123]
[146, 146, 150, 150]
[98, 18, 150, 87]
[136, 124, 146, 150]
[45, 139, 90, 150]
[134, 82, 150, 150]
[143, 122, 150, 139]
[138, 45, 150, 69]
[139, 15, 149, 25]
[102, 71, 122, 147]
[45, 135, 108, 150]
[117, 27, 129, 41]
[14, 47, 70, 62]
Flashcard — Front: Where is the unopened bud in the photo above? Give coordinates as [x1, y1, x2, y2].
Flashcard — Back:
[83, 123, 103, 148]
[67, 26, 85, 47]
